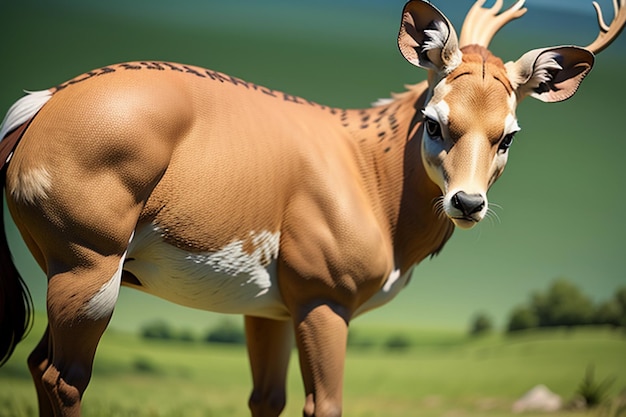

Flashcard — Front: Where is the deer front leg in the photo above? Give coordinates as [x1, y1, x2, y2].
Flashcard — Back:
[293, 303, 349, 417]
[245, 316, 293, 417]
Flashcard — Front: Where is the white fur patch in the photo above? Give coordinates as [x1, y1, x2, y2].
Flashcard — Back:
[504, 113, 520, 137]
[354, 268, 409, 317]
[530, 52, 562, 86]
[83, 252, 126, 320]
[423, 99, 451, 128]
[10, 167, 52, 204]
[423, 21, 449, 53]
[0, 90, 52, 142]
[124, 224, 288, 319]
[422, 21, 462, 73]
[371, 97, 395, 107]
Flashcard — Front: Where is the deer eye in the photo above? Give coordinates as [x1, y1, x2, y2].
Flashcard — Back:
[499, 132, 515, 152]
[424, 117, 442, 140]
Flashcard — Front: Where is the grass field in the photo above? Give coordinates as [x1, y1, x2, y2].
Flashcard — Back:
[2, 317, 625, 417]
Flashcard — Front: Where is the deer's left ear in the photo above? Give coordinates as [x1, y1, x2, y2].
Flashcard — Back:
[398, 0, 462, 74]
[506, 46, 595, 103]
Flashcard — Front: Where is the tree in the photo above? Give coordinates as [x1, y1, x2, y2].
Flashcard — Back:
[593, 300, 622, 327]
[507, 306, 539, 333]
[141, 320, 176, 341]
[614, 287, 626, 327]
[384, 333, 412, 351]
[469, 312, 493, 337]
[532, 279, 594, 327]
[205, 319, 246, 345]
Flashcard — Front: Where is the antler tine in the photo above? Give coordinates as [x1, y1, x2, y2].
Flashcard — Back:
[459, 0, 527, 49]
[586, 0, 626, 54]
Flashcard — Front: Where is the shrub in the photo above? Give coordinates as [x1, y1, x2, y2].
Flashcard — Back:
[384, 333, 412, 351]
[469, 312, 493, 337]
[575, 365, 616, 408]
[596, 388, 626, 417]
[140, 320, 176, 341]
[205, 319, 246, 345]
[594, 300, 623, 327]
[347, 330, 376, 350]
[132, 356, 161, 374]
[507, 306, 539, 333]
[506, 278, 601, 332]
[534, 279, 594, 327]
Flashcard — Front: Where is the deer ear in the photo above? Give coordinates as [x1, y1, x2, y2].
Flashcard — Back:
[506, 46, 595, 103]
[398, 0, 462, 74]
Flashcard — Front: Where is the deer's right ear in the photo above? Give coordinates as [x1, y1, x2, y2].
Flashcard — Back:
[398, 0, 462, 74]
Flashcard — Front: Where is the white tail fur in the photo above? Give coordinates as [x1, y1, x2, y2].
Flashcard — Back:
[0, 90, 53, 141]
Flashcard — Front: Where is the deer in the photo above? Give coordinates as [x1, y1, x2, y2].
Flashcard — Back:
[0, 0, 624, 416]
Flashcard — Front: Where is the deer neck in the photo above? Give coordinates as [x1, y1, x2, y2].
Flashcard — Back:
[344, 82, 455, 273]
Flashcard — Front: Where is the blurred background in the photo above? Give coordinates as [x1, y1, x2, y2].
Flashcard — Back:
[1, 1, 625, 416]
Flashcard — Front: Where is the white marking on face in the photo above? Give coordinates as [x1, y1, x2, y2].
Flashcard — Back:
[493, 95, 520, 181]
[124, 224, 288, 319]
[423, 100, 450, 128]
[422, 97, 451, 192]
[10, 167, 52, 204]
[504, 113, 520, 136]
[83, 252, 126, 320]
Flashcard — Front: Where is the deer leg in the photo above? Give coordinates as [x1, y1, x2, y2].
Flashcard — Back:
[40, 254, 124, 417]
[27, 326, 54, 417]
[293, 304, 349, 417]
[245, 316, 293, 417]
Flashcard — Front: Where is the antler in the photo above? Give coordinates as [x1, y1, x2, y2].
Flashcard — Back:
[586, 0, 626, 54]
[459, 0, 527, 48]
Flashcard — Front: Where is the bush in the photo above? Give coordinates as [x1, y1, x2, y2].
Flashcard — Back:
[612, 287, 626, 328]
[205, 319, 246, 345]
[507, 306, 539, 333]
[132, 356, 161, 374]
[140, 321, 197, 342]
[575, 365, 616, 408]
[469, 312, 493, 337]
[384, 333, 412, 351]
[347, 330, 376, 350]
[594, 300, 623, 327]
[505, 278, 609, 332]
[533, 279, 594, 327]
[141, 320, 176, 341]
[596, 388, 626, 417]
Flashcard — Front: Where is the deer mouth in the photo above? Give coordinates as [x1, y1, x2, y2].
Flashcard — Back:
[450, 216, 480, 229]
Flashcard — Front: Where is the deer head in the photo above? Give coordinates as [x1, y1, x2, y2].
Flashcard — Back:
[397, 0, 618, 229]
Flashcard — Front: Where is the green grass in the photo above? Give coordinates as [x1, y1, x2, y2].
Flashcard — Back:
[2, 318, 625, 417]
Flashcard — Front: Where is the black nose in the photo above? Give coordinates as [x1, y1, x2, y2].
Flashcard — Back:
[451, 191, 485, 216]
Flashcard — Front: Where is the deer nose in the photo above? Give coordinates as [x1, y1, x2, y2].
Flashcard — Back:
[451, 191, 485, 216]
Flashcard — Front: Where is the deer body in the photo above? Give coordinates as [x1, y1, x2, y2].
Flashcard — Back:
[8, 62, 446, 319]
[0, 1, 623, 416]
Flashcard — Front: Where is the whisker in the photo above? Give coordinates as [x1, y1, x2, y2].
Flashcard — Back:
[485, 201, 503, 226]
[431, 196, 447, 219]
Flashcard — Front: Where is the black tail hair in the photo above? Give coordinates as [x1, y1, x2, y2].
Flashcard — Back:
[0, 165, 33, 366]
